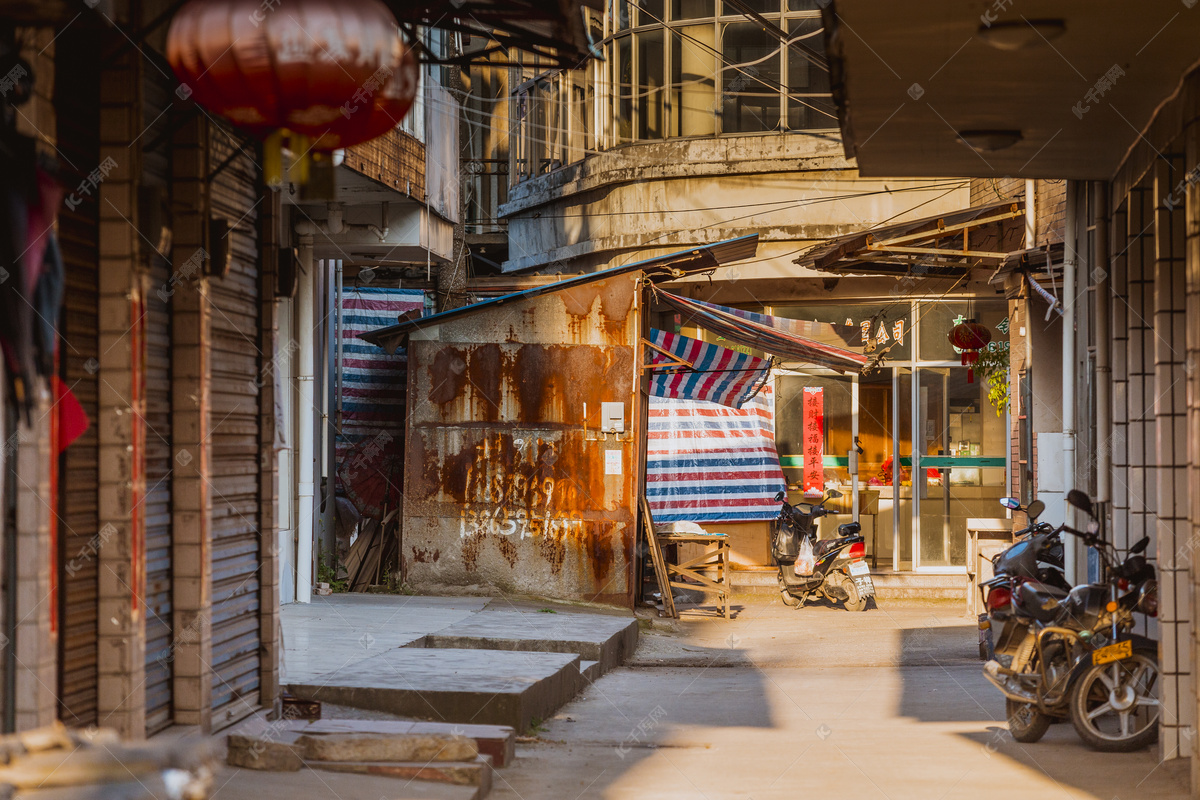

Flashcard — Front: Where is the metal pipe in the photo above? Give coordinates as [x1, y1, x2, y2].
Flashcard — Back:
[1063, 182, 1079, 583]
[295, 237, 315, 604]
[1094, 183, 1111, 507]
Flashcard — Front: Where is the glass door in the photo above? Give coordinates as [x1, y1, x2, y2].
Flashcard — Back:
[913, 367, 1009, 569]
[775, 372, 857, 535]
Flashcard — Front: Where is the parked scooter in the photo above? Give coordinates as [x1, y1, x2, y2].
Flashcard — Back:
[773, 489, 874, 611]
[978, 496, 1069, 659]
[981, 489, 1160, 752]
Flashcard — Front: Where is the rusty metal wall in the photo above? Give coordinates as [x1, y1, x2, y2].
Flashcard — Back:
[403, 274, 641, 607]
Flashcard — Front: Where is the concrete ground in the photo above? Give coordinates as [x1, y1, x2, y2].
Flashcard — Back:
[490, 597, 1191, 800]
[219, 594, 1190, 799]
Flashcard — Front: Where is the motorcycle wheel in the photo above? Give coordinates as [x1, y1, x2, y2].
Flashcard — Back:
[842, 577, 868, 612]
[1068, 649, 1159, 753]
[778, 575, 801, 607]
[1006, 699, 1051, 743]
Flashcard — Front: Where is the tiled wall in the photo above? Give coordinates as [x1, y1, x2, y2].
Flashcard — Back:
[1153, 153, 1193, 757]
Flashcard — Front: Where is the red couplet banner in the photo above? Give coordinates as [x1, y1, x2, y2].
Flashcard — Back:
[803, 387, 824, 497]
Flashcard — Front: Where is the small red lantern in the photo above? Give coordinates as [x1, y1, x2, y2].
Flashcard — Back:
[167, 0, 419, 172]
[948, 321, 992, 382]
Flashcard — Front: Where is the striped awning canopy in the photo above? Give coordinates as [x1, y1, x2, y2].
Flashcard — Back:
[647, 329, 770, 409]
[654, 290, 868, 373]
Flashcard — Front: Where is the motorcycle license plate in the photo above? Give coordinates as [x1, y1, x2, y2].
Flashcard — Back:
[1092, 640, 1133, 666]
[849, 561, 870, 577]
[853, 575, 875, 597]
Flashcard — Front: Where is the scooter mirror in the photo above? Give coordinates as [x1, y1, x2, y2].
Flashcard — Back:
[1026, 499, 1045, 521]
[1066, 489, 1094, 516]
[1132, 536, 1150, 554]
[1000, 497, 1020, 510]
[827, 489, 844, 499]
[774, 490, 786, 502]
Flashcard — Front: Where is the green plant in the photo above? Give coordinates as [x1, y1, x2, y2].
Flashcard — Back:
[316, 550, 348, 593]
[538, 608, 557, 614]
[975, 347, 1010, 417]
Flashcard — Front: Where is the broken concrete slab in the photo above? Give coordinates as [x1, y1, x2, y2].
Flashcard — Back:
[214, 765, 481, 800]
[296, 733, 477, 763]
[289, 648, 582, 732]
[420, 609, 638, 674]
[285, 720, 516, 768]
[226, 733, 303, 771]
[308, 754, 493, 792]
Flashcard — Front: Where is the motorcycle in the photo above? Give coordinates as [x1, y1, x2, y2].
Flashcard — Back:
[982, 488, 1160, 752]
[772, 489, 874, 612]
[978, 496, 1069, 659]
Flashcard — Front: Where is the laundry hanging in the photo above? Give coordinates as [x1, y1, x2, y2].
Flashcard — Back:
[653, 289, 868, 373]
[646, 328, 770, 409]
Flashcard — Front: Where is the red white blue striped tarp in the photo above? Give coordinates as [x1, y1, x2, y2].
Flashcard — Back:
[647, 328, 770, 409]
[647, 386, 787, 523]
[337, 287, 425, 515]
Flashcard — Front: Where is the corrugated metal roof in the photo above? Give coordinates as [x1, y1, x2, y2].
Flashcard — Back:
[795, 200, 1024, 276]
[360, 235, 760, 353]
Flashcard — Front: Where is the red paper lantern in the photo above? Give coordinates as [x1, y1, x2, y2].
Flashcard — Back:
[166, 0, 420, 152]
[948, 321, 992, 382]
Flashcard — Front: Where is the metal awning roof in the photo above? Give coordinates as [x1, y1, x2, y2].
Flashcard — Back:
[360, 235, 760, 353]
[388, 1, 602, 67]
[822, 1, 1200, 180]
[795, 200, 1025, 276]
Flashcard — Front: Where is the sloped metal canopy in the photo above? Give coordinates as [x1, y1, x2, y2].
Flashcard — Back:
[360, 235, 760, 353]
[652, 290, 869, 374]
[387, 0, 602, 67]
[795, 200, 1025, 276]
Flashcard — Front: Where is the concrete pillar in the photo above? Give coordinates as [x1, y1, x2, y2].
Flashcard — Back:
[9, 25, 60, 734]
[1154, 152, 1192, 759]
[13, 398, 55, 731]
[94, 52, 146, 737]
[258, 191, 280, 708]
[169, 116, 213, 731]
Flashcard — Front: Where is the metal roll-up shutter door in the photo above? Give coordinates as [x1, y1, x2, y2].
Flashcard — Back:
[207, 133, 262, 724]
[54, 28, 101, 728]
[142, 71, 174, 737]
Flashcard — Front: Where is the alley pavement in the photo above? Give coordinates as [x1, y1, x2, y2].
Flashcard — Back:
[488, 597, 1190, 800]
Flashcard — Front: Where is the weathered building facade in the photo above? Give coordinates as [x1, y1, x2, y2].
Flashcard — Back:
[460, 1, 1018, 583]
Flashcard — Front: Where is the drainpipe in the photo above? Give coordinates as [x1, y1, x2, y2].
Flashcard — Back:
[296, 235, 315, 603]
[1094, 184, 1111, 519]
[1063, 182, 1079, 583]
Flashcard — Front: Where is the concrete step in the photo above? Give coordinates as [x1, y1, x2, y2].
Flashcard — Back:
[578, 660, 601, 683]
[216, 766, 482, 800]
[728, 567, 967, 600]
[417, 609, 639, 676]
[288, 648, 582, 734]
[284, 720, 516, 769]
[309, 754, 493, 797]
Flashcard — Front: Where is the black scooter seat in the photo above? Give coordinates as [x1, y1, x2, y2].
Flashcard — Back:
[1015, 580, 1070, 623]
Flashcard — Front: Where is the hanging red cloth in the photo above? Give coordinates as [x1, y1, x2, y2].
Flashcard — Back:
[54, 375, 88, 452]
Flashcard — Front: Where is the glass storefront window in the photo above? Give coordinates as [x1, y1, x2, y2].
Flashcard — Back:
[786, 18, 837, 130]
[637, 0, 665, 25]
[918, 299, 1008, 362]
[721, 22, 782, 133]
[773, 303, 912, 362]
[672, 0, 715, 18]
[637, 29, 666, 139]
[670, 26, 718, 137]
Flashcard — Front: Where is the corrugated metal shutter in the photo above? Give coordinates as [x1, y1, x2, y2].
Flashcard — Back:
[207, 133, 262, 725]
[142, 71, 174, 737]
[54, 28, 100, 728]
